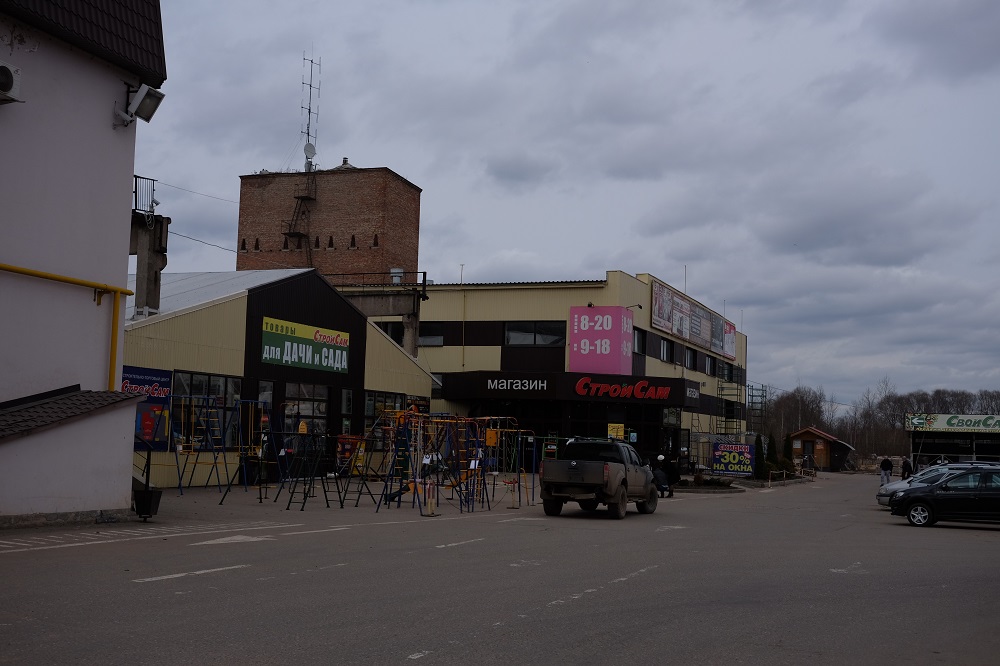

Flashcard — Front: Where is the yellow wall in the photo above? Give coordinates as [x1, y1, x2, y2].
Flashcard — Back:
[124, 296, 248, 376]
[363, 321, 433, 396]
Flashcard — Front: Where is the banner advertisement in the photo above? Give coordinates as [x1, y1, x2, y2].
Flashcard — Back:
[651, 280, 673, 332]
[122, 365, 172, 451]
[261, 316, 350, 373]
[650, 279, 736, 360]
[906, 413, 1000, 432]
[568, 305, 633, 375]
[711, 441, 754, 476]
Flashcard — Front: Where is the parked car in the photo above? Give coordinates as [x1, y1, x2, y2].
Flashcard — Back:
[876, 461, 1000, 507]
[889, 467, 1000, 527]
[539, 438, 657, 519]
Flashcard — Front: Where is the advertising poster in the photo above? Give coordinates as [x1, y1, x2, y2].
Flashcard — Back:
[568, 305, 633, 375]
[262, 316, 350, 373]
[711, 441, 754, 477]
[651, 280, 673, 333]
[671, 293, 691, 340]
[711, 313, 724, 354]
[689, 304, 713, 350]
[722, 321, 736, 359]
[122, 365, 172, 451]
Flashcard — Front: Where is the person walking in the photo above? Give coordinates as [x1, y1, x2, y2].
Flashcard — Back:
[901, 457, 913, 480]
[665, 456, 681, 498]
[879, 456, 893, 485]
[652, 455, 670, 498]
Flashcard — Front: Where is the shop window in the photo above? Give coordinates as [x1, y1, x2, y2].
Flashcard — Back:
[418, 322, 445, 347]
[170, 371, 242, 449]
[283, 382, 329, 435]
[431, 374, 443, 399]
[341, 389, 353, 415]
[258, 381, 273, 407]
[504, 321, 566, 346]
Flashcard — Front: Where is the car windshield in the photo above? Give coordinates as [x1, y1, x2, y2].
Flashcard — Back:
[912, 466, 947, 481]
[912, 471, 947, 485]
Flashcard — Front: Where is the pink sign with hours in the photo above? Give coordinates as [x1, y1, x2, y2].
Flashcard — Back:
[568, 305, 633, 375]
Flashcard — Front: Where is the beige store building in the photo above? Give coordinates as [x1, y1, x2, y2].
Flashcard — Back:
[122, 269, 433, 488]
[365, 270, 748, 469]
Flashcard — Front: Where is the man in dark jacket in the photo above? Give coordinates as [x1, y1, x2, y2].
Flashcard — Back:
[879, 456, 893, 485]
[901, 457, 913, 480]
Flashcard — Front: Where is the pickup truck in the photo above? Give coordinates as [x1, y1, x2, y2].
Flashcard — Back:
[539, 438, 658, 519]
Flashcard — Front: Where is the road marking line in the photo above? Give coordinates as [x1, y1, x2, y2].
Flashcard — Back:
[191, 535, 276, 545]
[133, 564, 251, 582]
[435, 538, 485, 549]
[0, 523, 301, 555]
[281, 527, 351, 535]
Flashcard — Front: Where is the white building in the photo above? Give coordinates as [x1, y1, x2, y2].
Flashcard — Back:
[0, 1, 168, 525]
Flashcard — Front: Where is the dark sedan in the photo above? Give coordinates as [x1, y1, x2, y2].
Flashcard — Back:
[889, 467, 1000, 527]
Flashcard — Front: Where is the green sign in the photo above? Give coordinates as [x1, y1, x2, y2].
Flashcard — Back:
[261, 316, 350, 373]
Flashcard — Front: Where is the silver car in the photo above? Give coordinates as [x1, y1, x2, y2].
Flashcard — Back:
[876, 462, 1000, 507]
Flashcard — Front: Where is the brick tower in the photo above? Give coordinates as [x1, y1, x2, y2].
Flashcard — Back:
[235, 158, 421, 284]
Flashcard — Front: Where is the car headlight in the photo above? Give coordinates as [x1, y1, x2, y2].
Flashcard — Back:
[892, 490, 905, 500]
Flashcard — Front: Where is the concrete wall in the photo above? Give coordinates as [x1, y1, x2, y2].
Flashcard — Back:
[0, 403, 137, 520]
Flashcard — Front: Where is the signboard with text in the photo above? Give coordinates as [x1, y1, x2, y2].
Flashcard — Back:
[711, 441, 754, 477]
[261, 316, 350, 373]
[906, 413, 1000, 432]
[568, 306, 633, 375]
[122, 365, 172, 451]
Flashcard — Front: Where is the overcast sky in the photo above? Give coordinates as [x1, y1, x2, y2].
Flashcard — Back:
[134, 0, 1000, 407]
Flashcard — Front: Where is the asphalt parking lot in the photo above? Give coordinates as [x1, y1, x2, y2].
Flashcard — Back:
[2, 472, 999, 665]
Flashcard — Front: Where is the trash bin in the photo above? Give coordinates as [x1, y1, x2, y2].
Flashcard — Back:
[133, 489, 162, 522]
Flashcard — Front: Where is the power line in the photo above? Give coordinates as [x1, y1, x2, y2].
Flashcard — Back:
[156, 181, 239, 204]
[169, 231, 301, 270]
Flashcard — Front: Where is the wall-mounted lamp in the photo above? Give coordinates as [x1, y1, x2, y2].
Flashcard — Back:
[115, 83, 165, 127]
[626, 303, 643, 310]
[587, 302, 594, 308]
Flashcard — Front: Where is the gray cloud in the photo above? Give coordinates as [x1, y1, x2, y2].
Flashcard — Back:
[867, 0, 1000, 81]
[135, 0, 1000, 405]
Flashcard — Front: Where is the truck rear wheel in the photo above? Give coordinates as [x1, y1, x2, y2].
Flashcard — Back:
[608, 485, 627, 519]
[636, 485, 658, 514]
[543, 499, 563, 516]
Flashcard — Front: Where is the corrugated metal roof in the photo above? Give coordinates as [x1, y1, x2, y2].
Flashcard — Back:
[126, 270, 310, 320]
[427, 279, 607, 287]
[0, 0, 167, 87]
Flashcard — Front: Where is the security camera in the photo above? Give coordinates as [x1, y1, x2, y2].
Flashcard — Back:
[151, 198, 160, 208]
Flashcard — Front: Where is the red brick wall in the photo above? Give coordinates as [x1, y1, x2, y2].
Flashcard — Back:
[236, 168, 420, 279]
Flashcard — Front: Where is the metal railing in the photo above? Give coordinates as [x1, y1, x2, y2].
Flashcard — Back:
[133, 175, 156, 213]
